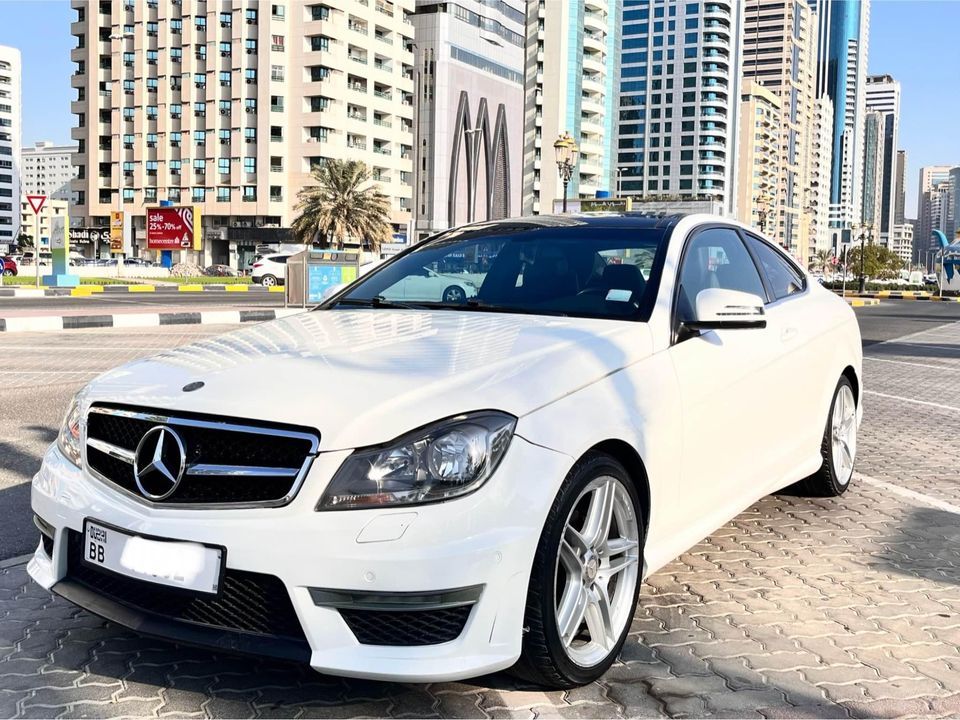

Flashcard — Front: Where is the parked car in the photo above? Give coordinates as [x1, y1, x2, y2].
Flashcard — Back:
[30, 214, 862, 688]
[20, 251, 52, 266]
[203, 264, 239, 277]
[123, 257, 153, 267]
[1, 256, 17, 276]
[251, 253, 290, 286]
[924, 273, 939, 284]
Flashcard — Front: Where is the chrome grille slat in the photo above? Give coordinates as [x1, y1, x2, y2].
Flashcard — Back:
[83, 404, 319, 509]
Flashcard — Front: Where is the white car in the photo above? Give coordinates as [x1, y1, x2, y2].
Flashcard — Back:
[251, 253, 290, 286]
[30, 214, 862, 688]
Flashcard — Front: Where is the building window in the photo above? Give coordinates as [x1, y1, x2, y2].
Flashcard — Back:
[144, 188, 157, 202]
[219, 129, 231, 144]
[245, 39, 258, 54]
[244, 127, 257, 142]
[218, 158, 230, 175]
[195, 72, 207, 88]
[122, 107, 134, 120]
[171, 18, 183, 33]
[196, 46, 207, 60]
[219, 12, 232, 26]
[272, 4, 285, 19]
[146, 50, 158, 64]
[194, 130, 206, 144]
[243, 157, 256, 173]
[271, 95, 284, 112]
[168, 188, 181, 201]
[123, 133, 135, 148]
[243, 186, 257, 201]
[170, 132, 182, 146]
[123, 189, 135, 203]
[245, 9, 258, 23]
[170, 103, 182, 118]
[196, 16, 206, 30]
[194, 102, 206, 117]
[170, 160, 182, 172]
[271, 65, 284, 81]
[217, 187, 231, 202]
[245, 98, 257, 113]
[219, 71, 231, 86]
[310, 36, 329, 52]
[271, 35, 284, 52]
[146, 133, 157, 147]
[193, 187, 206, 202]
[220, 42, 232, 56]
[146, 160, 158, 175]
[245, 69, 257, 83]
[311, 5, 330, 20]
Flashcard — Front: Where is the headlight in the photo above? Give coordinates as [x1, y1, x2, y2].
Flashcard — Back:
[57, 395, 83, 468]
[317, 412, 516, 510]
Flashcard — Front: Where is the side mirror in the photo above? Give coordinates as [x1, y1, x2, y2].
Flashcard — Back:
[687, 288, 766, 330]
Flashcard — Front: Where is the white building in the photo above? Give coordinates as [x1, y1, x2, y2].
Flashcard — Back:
[917, 164, 956, 257]
[522, 0, 621, 214]
[0, 45, 21, 254]
[411, 0, 524, 238]
[890, 222, 912, 265]
[864, 74, 900, 245]
[70, 0, 415, 265]
[808, 95, 834, 254]
[22, 141, 79, 201]
[616, 0, 744, 216]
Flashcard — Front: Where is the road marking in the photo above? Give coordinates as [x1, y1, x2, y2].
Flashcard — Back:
[864, 390, 960, 413]
[864, 356, 960, 372]
[872, 320, 960, 348]
[856, 472, 960, 516]
[0, 371, 98, 374]
[875, 341, 960, 354]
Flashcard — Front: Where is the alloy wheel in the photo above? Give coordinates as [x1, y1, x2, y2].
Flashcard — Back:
[443, 286, 466, 303]
[831, 384, 857, 485]
[554, 476, 640, 667]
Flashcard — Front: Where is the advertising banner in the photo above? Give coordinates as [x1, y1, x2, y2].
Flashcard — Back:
[146, 206, 202, 250]
[68, 228, 109, 246]
[110, 211, 125, 254]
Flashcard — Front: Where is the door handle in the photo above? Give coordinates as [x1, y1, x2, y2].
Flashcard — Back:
[781, 327, 798, 342]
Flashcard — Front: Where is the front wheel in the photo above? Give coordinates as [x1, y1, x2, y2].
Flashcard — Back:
[514, 453, 643, 688]
[1, 269, 12, 277]
[260, 274, 278, 287]
[798, 376, 857, 496]
[442, 285, 466, 303]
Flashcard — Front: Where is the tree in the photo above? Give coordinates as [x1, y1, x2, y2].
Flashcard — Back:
[16, 231, 34, 253]
[846, 242, 904, 280]
[291, 159, 393, 253]
[808, 248, 833, 274]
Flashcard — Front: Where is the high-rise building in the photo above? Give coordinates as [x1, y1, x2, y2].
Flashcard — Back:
[736, 80, 780, 236]
[616, 0, 744, 216]
[861, 111, 883, 231]
[889, 222, 912, 265]
[809, 0, 870, 230]
[808, 95, 834, 254]
[864, 73, 900, 244]
[916, 164, 955, 256]
[928, 178, 954, 240]
[894, 148, 906, 225]
[69, 0, 415, 265]
[411, 0, 524, 239]
[22, 141, 79, 201]
[741, 0, 816, 262]
[950, 166, 960, 241]
[0, 45, 21, 253]
[523, 0, 621, 215]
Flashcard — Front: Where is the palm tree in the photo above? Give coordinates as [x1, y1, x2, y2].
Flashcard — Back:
[809, 248, 833, 274]
[292, 160, 393, 252]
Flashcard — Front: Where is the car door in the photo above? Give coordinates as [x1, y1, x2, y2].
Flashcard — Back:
[742, 233, 823, 474]
[667, 226, 782, 532]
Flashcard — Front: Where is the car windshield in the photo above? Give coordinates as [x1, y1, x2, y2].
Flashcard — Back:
[327, 222, 671, 320]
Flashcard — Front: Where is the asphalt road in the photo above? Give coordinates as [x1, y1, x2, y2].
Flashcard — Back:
[0, 291, 283, 313]
[0, 301, 957, 563]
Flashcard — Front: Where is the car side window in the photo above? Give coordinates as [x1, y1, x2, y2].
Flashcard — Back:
[745, 236, 805, 301]
[676, 228, 766, 322]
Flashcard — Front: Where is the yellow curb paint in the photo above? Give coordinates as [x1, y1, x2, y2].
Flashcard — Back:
[71, 287, 97, 296]
[846, 298, 880, 307]
[127, 285, 156, 293]
[177, 285, 204, 292]
[224, 285, 249, 292]
[268, 285, 284, 293]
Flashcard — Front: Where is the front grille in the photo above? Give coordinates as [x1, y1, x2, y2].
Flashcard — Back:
[84, 404, 319, 507]
[340, 606, 472, 646]
[65, 530, 307, 641]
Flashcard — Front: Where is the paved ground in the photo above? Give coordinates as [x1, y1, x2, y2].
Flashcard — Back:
[1, 303, 960, 718]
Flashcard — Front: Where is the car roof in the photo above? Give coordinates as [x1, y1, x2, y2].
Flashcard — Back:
[448, 213, 687, 234]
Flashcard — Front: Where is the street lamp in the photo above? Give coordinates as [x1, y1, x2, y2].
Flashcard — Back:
[616, 166, 624, 197]
[754, 193, 773, 234]
[853, 222, 873, 294]
[553, 132, 579, 213]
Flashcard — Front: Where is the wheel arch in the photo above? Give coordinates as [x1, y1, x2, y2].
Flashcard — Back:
[582, 439, 651, 547]
[841, 365, 860, 406]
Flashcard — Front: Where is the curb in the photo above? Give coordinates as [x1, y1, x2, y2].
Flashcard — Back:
[0, 553, 32, 570]
[846, 298, 880, 307]
[0, 308, 305, 333]
[0, 285, 284, 298]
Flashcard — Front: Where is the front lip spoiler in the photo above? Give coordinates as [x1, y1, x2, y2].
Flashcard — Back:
[52, 579, 312, 664]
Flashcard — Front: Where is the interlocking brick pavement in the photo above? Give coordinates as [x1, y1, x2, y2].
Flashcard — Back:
[2, 322, 960, 718]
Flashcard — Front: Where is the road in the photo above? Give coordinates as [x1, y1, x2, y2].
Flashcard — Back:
[0, 290, 282, 313]
[1, 301, 959, 718]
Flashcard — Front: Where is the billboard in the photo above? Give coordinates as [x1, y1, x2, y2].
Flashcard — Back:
[109, 211, 124, 254]
[68, 227, 109, 246]
[146, 206, 202, 250]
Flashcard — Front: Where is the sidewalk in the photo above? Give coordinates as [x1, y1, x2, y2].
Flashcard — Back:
[0, 305, 305, 332]
[0, 284, 284, 298]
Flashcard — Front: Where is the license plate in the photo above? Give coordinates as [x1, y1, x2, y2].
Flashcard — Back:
[82, 520, 223, 595]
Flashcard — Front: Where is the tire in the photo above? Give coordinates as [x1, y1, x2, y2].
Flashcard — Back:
[260, 274, 277, 287]
[442, 285, 466, 303]
[797, 376, 857, 497]
[1, 269, 12, 277]
[513, 453, 644, 688]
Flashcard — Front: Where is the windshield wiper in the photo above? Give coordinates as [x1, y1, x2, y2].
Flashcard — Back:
[332, 296, 423, 310]
[425, 298, 568, 317]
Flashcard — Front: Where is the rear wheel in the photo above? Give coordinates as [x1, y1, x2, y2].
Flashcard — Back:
[514, 453, 643, 688]
[442, 285, 466, 303]
[798, 376, 857, 496]
[1, 269, 12, 276]
[260, 274, 278, 287]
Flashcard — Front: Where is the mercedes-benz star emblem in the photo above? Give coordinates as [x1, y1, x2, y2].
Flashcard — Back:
[133, 426, 186, 501]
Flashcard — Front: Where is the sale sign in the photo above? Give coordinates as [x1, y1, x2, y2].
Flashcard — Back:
[146, 206, 201, 250]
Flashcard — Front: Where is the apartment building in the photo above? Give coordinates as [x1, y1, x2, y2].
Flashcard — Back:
[20, 198, 69, 254]
[69, 0, 414, 266]
[411, 0, 524, 238]
[807, 95, 834, 255]
[861, 111, 883, 232]
[22, 141, 79, 201]
[916, 164, 955, 258]
[736, 80, 779, 237]
[894, 148, 906, 225]
[864, 73, 900, 245]
[522, 0, 621, 214]
[741, 0, 815, 263]
[0, 45, 21, 253]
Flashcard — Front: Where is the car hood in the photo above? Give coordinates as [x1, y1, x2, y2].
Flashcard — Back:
[83, 309, 653, 451]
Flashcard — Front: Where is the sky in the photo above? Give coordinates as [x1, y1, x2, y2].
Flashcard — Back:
[0, 0, 957, 218]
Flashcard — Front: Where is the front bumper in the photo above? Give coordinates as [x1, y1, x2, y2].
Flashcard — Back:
[29, 436, 571, 682]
